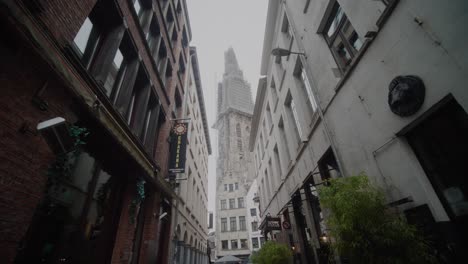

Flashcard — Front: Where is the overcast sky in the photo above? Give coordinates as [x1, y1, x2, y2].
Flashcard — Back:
[186, 0, 269, 214]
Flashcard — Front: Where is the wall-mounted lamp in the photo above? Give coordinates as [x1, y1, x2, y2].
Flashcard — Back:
[159, 212, 168, 220]
[37, 117, 74, 154]
[271, 47, 306, 58]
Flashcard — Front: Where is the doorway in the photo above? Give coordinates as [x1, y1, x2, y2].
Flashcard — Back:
[405, 95, 468, 260]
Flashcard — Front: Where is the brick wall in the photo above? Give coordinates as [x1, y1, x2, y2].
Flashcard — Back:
[0, 26, 76, 262]
[1, 0, 187, 262]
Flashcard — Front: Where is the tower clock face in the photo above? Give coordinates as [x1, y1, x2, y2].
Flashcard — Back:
[173, 123, 187, 135]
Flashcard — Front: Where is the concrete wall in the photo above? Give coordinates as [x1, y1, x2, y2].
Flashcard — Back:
[253, 0, 468, 224]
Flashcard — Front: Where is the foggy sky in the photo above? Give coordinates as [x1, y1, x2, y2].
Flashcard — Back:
[186, 0, 269, 215]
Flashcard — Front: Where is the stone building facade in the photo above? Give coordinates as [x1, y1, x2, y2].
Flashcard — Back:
[170, 47, 211, 264]
[214, 48, 255, 262]
[245, 179, 264, 253]
[250, 0, 468, 263]
[0, 0, 198, 263]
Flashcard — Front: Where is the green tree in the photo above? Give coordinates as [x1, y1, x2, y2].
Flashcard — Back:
[251, 241, 293, 264]
[318, 174, 435, 264]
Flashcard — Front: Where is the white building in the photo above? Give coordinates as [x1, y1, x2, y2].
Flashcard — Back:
[245, 179, 264, 252]
[250, 0, 468, 263]
[171, 47, 212, 264]
[214, 48, 256, 262]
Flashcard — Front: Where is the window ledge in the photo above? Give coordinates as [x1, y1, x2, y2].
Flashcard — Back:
[333, 38, 373, 93]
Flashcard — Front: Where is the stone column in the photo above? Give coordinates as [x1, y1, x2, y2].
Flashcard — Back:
[176, 241, 184, 264]
[183, 244, 189, 264]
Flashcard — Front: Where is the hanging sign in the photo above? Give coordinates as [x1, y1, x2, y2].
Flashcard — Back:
[264, 217, 282, 231]
[169, 122, 188, 173]
[282, 220, 291, 230]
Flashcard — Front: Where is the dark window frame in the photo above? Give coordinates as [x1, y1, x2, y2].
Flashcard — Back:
[322, 1, 362, 74]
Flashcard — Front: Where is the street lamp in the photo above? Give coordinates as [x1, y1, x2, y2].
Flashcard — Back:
[271, 47, 306, 58]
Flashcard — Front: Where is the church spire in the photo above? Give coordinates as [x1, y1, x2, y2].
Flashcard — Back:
[215, 47, 254, 119]
[224, 47, 243, 77]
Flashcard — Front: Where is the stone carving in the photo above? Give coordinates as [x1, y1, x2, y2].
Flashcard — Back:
[388, 75, 425, 117]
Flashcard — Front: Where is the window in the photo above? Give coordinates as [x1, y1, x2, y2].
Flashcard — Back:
[157, 40, 168, 78]
[278, 117, 291, 166]
[224, 184, 228, 191]
[164, 61, 173, 86]
[294, 60, 318, 118]
[229, 198, 235, 209]
[285, 93, 302, 143]
[238, 198, 244, 208]
[270, 77, 278, 106]
[322, 1, 362, 73]
[281, 14, 292, 39]
[265, 170, 272, 200]
[251, 221, 258, 231]
[252, 237, 259, 248]
[141, 95, 162, 154]
[127, 67, 151, 139]
[221, 218, 227, 232]
[133, 0, 152, 33]
[266, 104, 273, 129]
[259, 133, 264, 154]
[250, 208, 257, 216]
[239, 216, 246, 231]
[73, 17, 101, 69]
[230, 217, 237, 231]
[240, 239, 248, 249]
[230, 239, 238, 249]
[221, 240, 228, 250]
[147, 17, 162, 57]
[235, 182, 239, 190]
[260, 237, 265, 246]
[221, 200, 227, 210]
[229, 184, 234, 192]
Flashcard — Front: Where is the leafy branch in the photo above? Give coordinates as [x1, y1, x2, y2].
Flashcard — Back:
[318, 174, 436, 264]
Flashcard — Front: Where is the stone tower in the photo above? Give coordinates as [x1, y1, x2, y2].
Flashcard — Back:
[213, 48, 255, 260]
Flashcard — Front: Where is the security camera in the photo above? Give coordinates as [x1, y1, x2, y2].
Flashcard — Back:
[37, 117, 73, 154]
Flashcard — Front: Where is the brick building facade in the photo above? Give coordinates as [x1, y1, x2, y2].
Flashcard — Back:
[0, 0, 194, 263]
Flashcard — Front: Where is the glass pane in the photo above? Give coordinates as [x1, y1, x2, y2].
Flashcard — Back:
[74, 18, 93, 54]
[327, 6, 344, 37]
[350, 33, 363, 51]
[113, 49, 124, 68]
[104, 49, 124, 96]
[301, 70, 318, 111]
[134, 0, 141, 15]
[291, 100, 303, 138]
[333, 37, 352, 68]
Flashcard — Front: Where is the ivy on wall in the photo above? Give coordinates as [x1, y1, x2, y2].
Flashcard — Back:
[46, 125, 89, 199]
[129, 179, 146, 224]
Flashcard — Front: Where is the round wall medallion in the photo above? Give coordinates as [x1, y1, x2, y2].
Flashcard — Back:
[388, 75, 425, 117]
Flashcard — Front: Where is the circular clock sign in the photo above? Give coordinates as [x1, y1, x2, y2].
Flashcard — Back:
[173, 123, 187, 135]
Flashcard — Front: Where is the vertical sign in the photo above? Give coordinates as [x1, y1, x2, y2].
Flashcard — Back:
[169, 122, 188, 173]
